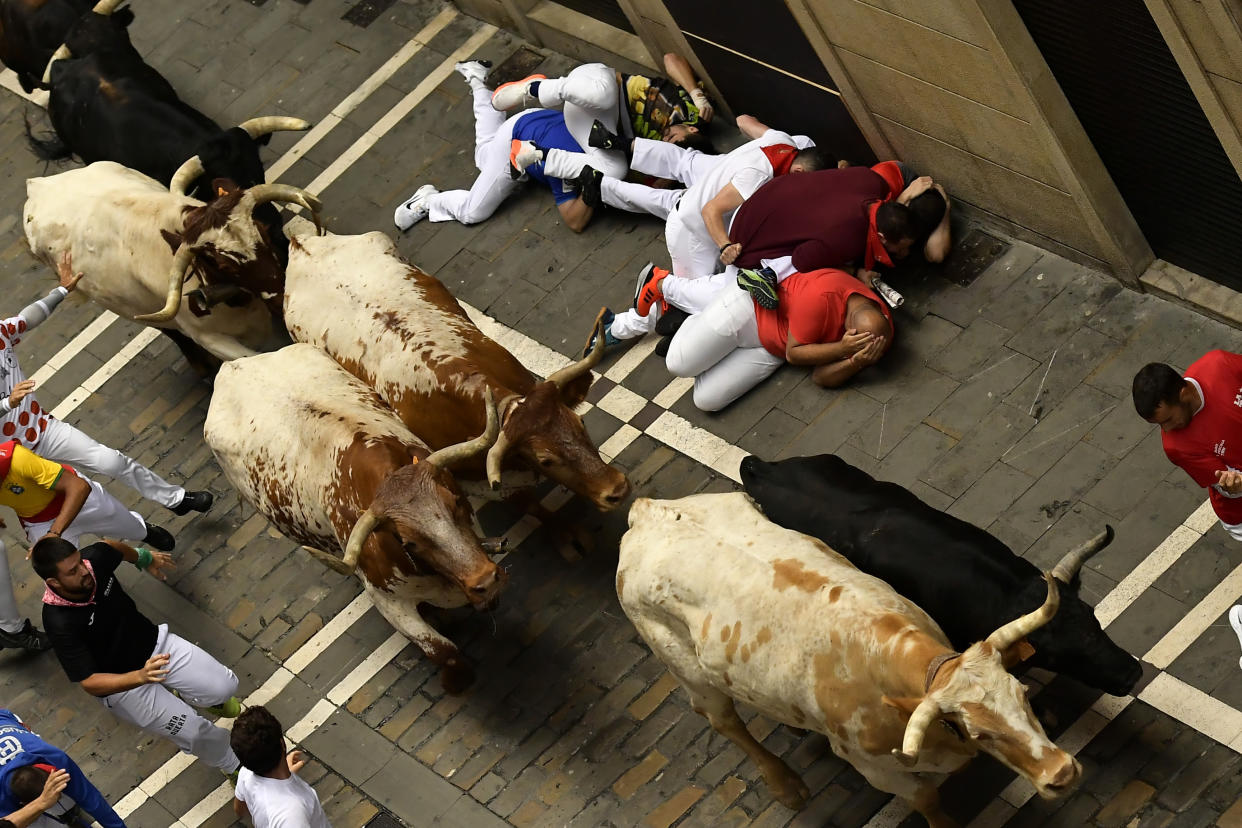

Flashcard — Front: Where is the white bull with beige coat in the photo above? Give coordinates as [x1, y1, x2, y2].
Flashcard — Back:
[617, 493, 1079, 826]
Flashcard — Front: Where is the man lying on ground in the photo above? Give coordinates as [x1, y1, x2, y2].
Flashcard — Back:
[665, 268, 892, 411]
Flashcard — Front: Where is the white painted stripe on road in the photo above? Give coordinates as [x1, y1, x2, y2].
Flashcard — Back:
[1093, 524, 1203, 627]
[326, 632, 407, 705]
[180, 783, 234, 828]
[599, 423, 642, 462]
[1139, 672, 1242, 748]
[1145, 559, 1242, 669]
[50, 326, 161, 419]
[284, 592, 374, 674]
[265, 7, 459, 183]
[26, 312, 118, 385]
[305, 25, 498, 197]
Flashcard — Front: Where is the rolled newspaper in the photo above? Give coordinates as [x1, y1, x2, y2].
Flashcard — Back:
[870, 277, 904, 308]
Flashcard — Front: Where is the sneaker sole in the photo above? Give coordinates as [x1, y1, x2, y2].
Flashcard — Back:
[491, 74, 546, 109]
[737, 274, 779, 310]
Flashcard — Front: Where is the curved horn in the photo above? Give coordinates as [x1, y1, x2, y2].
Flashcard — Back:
[134, 244, 195, 323]
[1051, 526, 1114, 583]
[169, 155, 205, 197]
[425, 389, 499, 469]
[337, 508, 383, 575]
[986, 573, 1060, 652]
[484, 394, 521, 490]
[892, 696, 940, 766]
[237, 116, 311, 140]
[549, 306, 609, 389]
[240, 183, 324, 233]
[91, 0, 127, 13]
[41, 44, 71, 84]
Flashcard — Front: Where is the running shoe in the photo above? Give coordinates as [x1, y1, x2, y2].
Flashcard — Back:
[736, 265, 779, 310]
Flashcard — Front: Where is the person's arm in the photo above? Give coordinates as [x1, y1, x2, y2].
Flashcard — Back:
[99, 539, 174, 580]
[923, 183, 952, 263]
[810, 333, 889, 388]
[896, 175, 932, 205]
[786, 329, 874, 366]
[233, 796, 251, 823]
[79, 653, 171, 697]
[44, 472, 90, 539]
[557, 197, 594, 233]
[735, 114, 769, 140]
[12, 252, 83, 339]
[702, 184, 746, 263]
[2, 768, 69, 828]
[56, 754, 125, 828]
[662, 53, 712, 121]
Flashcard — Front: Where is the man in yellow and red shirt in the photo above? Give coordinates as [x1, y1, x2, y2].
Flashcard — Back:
[0, 441, 173, 653]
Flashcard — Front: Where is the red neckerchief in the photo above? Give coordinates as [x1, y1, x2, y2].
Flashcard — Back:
[42, 559, 96, 607]
[761, 144, 798, 177]
[870, 161, 905, 201]
[865, 201, 894, 270]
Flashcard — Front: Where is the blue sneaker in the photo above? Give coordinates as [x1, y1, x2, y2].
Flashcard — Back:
[583, 309, 620, 357]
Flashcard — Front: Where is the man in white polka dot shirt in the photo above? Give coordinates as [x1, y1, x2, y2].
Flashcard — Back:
[0, 253, 212, 653]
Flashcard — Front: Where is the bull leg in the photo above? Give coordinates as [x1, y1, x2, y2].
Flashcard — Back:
[693, 690, 810, 810]
[361, 576, 476, 694]
[159, 329, 222, 381]
[847, 760, 957, 828]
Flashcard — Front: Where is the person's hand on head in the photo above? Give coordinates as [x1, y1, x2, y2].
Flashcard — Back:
[851, 336, 887, 367]
[36, 768, 70, 809]
[842, 328, 874, 354]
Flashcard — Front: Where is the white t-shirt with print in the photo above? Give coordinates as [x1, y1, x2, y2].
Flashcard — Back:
[235, 768, 331, 828]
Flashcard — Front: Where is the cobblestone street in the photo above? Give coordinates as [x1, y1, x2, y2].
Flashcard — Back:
[1, 1, 1242, 826]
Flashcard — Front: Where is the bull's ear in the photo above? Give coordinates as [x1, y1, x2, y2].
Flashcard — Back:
[1000, 639, 1037, 668]
[881, 695, 922, 717]
[558, 372, 592, 408]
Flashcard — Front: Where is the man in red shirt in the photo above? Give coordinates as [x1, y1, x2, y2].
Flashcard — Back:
[1133, 352, 1242, 538]
[665, 271, 892, 411]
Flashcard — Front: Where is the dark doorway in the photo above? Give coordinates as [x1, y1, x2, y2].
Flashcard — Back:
[1014, 0, 1242, 290]
[662, 0, 875, 165]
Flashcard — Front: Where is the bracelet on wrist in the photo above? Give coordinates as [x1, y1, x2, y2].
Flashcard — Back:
[719, 242, 736, 254]
[135, 546, 154, 570]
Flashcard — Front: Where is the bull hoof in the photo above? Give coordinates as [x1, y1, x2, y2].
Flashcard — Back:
[768, 773, 810, 810]
[439, 657, 476, 694]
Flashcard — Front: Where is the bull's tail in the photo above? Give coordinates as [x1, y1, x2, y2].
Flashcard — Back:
[23, 112, 72, 162]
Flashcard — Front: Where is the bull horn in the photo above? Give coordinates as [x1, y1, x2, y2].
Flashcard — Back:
[240, 183, 324, 234]
[238, 116, 311, 140]
[41, 44, 71, 84]
[484, 394, 521, 490]
[892, 696, 940, 766]
[1051, 526, 1114, 583]
[548, 306, 609, 389]
[91, 0, 127, 13]
[336, 508, 383, 575]
[134, 244, 195, 323]
[425, 389, 499, 469]
[169, 155, 205, 197]
[986, 573, 1060, 653]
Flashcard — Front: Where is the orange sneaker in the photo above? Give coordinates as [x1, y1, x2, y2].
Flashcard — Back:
[634, 263, 671, 316]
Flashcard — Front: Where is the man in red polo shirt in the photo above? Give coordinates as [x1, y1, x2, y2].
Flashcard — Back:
[665, 270, 892, 411]
[1133, 352, 1242, 538]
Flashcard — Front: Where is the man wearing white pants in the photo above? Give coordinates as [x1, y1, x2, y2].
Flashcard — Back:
[666, 269, 893, 411]
[394, 62, 599, 234]
[2, 253, 212, 517]
[34, 537, 241, 775]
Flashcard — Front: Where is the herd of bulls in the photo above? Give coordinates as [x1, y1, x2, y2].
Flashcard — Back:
[3, 1, 1142, 824]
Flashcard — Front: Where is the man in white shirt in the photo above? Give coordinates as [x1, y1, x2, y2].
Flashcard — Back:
[232, 707, 330, 828]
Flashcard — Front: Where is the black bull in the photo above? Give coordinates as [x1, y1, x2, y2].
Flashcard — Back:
[740, 453, 1142, 697]
[0, 0, 131, 92]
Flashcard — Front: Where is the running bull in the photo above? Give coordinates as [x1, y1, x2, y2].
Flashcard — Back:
[740, 453, 1142, 696]
[618, 493, 1080, 826]
[283, 231, 631, 512]
[205, 344, 507, 693]
[24, 160, 321, 365]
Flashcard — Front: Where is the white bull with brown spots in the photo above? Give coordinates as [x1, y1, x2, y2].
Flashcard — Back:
[617, 493, 1079, 826]
[205, 343, 506, 692]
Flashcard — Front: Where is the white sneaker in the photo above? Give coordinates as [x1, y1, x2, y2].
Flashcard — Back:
[394, 184, 438, 231]
[508, 139, 543, 180]
[491, 73, 546, 111]
[454, 60, 490, 87]
[1230, 605, 1242, 670]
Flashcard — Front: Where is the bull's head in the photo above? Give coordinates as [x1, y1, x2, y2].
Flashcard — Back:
[330, 391, 507, 610]
[889, 575, 1081, 799]
[484, 309, 631, 511]
[1024, 526, 1142, 696]
[42, 0, 132, 84]
[137, 172, 322, 323]
[171, 117, 312, 203]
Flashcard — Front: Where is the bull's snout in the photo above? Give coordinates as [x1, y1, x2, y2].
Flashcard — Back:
[1037, 756, 1081, 798]
[595, 474, 633, 511]
[464, 565, 507, 610]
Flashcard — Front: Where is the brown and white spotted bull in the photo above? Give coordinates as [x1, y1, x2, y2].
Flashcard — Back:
[283, 231, 630, 512]
[205, 343, 506, 692]
[24, 160, 320, 366]
[618, 493, 1079, 826]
